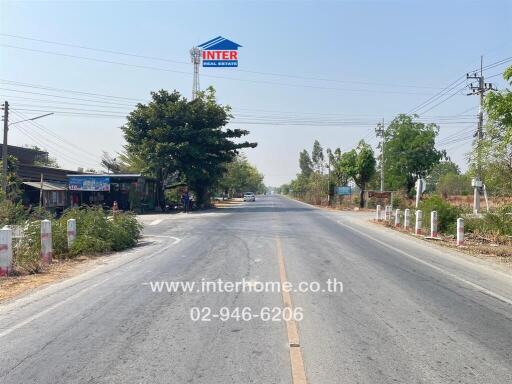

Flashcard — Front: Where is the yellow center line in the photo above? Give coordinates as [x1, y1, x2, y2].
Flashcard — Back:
[276, 236, 308, 384]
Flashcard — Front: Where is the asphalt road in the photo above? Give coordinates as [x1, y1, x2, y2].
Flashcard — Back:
[1, 195, 512, 383]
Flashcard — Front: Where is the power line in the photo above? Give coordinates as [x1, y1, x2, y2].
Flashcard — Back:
[0, 87, 139, 106]
[0, 33, 447, 90]
[0, 79, 143, 102]
[0, 44, 440, 96]
[407, 57, 512, 115]
[11, 110, 101, 163]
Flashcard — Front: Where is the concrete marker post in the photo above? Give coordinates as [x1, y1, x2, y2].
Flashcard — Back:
[404, 209, 410, 231]
[430, 211, 438, 238]
[0, 227, 13, 276]
[386, 205, 392, 222]
[395, 209, 401, 228]
[67, 219, 76, 249]
[41, 219, 53, 264]
[376, 205, 382, 221]
[415, 210, 423, 235]
[457, 218, 464, 246]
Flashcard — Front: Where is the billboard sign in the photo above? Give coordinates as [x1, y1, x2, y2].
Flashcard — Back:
[335, 186, 352, 196]
[198, 36, 242, 67]
[69, 177, 111, 192]
[368, 191, 392, 199]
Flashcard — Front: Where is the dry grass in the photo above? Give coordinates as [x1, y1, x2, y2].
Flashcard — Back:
[213, 198, 243, 208]
[375, 220, 512, 261]
[0, 255, 101, 303]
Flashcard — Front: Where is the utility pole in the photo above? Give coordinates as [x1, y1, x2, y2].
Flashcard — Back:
[466, 56, 496, 214]
[375, 119, 385, 192]
[327, 152, 331, 205]
[2, 101, 8, 193]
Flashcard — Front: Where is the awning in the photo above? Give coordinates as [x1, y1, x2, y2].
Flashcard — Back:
[22, 181, 67, 191]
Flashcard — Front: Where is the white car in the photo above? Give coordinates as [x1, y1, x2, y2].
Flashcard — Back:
[243, 192, 256, 202]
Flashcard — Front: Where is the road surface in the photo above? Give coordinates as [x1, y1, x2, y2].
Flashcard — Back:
[1, 195, 511, 383]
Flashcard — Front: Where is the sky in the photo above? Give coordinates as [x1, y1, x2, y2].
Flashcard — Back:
[0, 0, 511, 186]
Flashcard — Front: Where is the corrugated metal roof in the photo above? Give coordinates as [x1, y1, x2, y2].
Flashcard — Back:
[22, 181, 67, 191]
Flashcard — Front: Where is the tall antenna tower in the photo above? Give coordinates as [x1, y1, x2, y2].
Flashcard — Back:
[190, 47, 201, 100]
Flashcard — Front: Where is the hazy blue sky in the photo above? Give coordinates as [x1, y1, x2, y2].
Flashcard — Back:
[1, 0, 511, 186]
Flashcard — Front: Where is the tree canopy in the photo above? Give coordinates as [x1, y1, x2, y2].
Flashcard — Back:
[218, 155, 265, 196]
[339, 140, 376, 207]
[480, 65, 512, 195]
[299, 150, 313, 177]
[122, 87, 256, 206]
[384, 114, 444, 195]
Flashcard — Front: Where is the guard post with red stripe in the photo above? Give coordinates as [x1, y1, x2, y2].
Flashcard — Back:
[0, 227, 13, 276]
[430, 211, 438, 238]
[415, 210, 423, 235]
[457, 218, 464, 246]
[395, 209, 401, 228]
[404, 209, 411, 231]
[67, 219, 76, 249]
[41, 220, 53, 264]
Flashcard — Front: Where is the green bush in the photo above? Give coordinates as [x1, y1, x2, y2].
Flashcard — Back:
[11, 206, 143, 274]
[465, 204, 512, 239]
[418, 195, 462, 234]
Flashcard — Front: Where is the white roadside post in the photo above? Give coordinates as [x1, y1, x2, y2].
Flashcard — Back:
[395, 209, 401, 228]
[457, 218, 464, 246]
[386, 205, 392, 222]
[376, 205, 382, 221]
[404, 209, 410, 231]
[415, 210, 423, 235]
[41, 220, 53, 264]
[430, 211, 438, 238]
[0, 227, 13, 277]
[67, 219, 76, 249]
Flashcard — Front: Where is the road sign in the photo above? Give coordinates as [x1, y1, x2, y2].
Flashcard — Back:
[368, 191, 391, 199]
[335, 186, 352, 196]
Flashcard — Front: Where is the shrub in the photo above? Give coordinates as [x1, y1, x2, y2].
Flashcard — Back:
[465, 204, 512, 241]
[418, 195, 462, 234]
[11, 206, 143, 274]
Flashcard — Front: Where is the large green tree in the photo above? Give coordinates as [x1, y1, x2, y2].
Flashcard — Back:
[340, 140, 376, 208]
[311, 140, 324, 173]
[480, 65, 512, 195]
[218, 155, 265, 196]
[122, 87, 256, 206]
[425, 160, 460, 192]
[299, 150, 313, 177]
[329, 147, 350, 186]
[384, 114, 445, 195]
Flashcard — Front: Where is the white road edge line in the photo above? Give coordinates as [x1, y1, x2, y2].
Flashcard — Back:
[0, 239, 181, 339]
[335, 220, 512, 306]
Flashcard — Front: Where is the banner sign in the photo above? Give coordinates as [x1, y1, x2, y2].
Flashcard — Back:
[335, 186, 352, 196]
[69, 177, 110, 192]
[198, 36, 242, 67]
[368, 191, 392, 199]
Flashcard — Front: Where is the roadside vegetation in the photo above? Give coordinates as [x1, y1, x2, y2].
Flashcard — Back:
[120, 87, 258, 207]
[1, 203, 141, 275]
[279, 66, 512, 253]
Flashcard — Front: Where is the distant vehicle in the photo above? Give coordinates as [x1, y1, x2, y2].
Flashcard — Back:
[243, 192, 256, 202]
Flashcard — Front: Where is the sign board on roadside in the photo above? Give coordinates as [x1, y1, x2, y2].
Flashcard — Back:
[368, 191, 392, 199]
[69, 177, 111, 192]
[335, 186, 352, 196]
